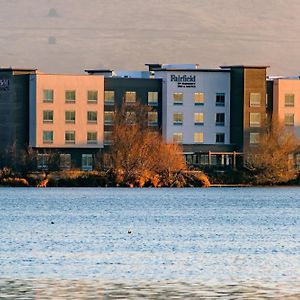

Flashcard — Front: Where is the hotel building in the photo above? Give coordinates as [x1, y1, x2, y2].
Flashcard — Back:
[85, 69, 162, 146]
[0, 63, 283, 171]
[270, 77, 300, 166]
[0, 68, 37, 151]
[148, 64, 233, 166]
[29, 73, 104, 170]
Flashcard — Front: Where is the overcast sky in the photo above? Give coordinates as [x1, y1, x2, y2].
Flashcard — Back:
[0, 0, 299, 75]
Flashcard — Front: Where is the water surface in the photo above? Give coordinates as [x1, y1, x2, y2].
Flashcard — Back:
[1, 187, 300, 298]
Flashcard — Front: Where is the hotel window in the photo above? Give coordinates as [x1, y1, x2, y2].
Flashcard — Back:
[43, 89, 54, 103]
[215, 113, 225, 126]
[173, 132, 183, 143]
[173, 112, 183, 125]
[82, 154, 93, 171]
[216, 133, 225, 144]
[43, 110, 53, 123]
[249, 113, 261, 127]
[104, 131, 113, 145]
[285, 94, 295, 107]
[65, 90, 76, 103]
[148, 92, 158, 106]
[104, 111, 114, 125]
[173, 92, 183, 105]
[148, 111, 158, 126]
[65, 131, 75, 144]
[60, 154, 71, 170]
[126, 111, 136, 124]
[125, 91, 136, 103]
[104, 91, 115, 105]
[194, 92, 204, 105]
[37, 154, 49, 169]
[250, 132, 260, 144]
[65, 111, 75, 123]
[87, 90, 98, 103]
[87, 111, 97, 123]
[43, 131, 53, 144]
[216, 93, 225, 106]
[250, 92, 261, 107]
[285, 113, 294, 126]
[194, 132, 204, 143]
[194, 112, 204, 125]
[87, 131, 97, 144]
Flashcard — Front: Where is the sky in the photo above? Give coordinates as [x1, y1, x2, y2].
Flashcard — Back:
[0, 0, 299, 76]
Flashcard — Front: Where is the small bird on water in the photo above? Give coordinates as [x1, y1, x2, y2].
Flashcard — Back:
[128, 230, 132, 234]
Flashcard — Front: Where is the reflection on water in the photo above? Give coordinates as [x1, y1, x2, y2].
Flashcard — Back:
[1, 279, 300, 299]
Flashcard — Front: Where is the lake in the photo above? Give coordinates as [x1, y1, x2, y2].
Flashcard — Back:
[0, 187, 300, 299]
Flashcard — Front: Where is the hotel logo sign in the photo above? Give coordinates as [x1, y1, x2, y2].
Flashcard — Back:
[170, 74, 196, 88]
[0, 79, 9, 91]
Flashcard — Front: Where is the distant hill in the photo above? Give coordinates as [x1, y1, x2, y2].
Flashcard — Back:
[0, 0, 299, 75]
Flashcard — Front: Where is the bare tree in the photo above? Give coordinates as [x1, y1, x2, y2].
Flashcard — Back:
[244, 121, 299, 184]
[103, 103, 186, 186]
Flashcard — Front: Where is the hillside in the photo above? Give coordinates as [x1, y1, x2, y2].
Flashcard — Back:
[0, 0, 299, 75]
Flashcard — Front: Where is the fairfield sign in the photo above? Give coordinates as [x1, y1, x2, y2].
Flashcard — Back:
[170, 74, 196, 88]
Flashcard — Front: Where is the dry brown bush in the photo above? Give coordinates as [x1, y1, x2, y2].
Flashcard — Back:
[103, 103, 187, 186]
[244, 121, 299, 184]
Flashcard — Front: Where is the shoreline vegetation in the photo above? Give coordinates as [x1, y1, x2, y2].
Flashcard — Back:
[0, 169, 211, 188]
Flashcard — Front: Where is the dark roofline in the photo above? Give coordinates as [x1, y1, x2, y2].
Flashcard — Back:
[0, 67, 37, 72]
[85, 69, 113, 74]
[220, 65, 269, 69]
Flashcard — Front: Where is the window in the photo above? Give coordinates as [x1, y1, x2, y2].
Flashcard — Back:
[173, 112, 183, 125]
[43, 89, 53, 103]
[285, 94, 295, 107]
[125, 91, 136, 103]
[65, 90, 76, 103]
[285, 113, 294, 126]
[37, 154, 49, 169]
[250, 132, 260, 144]
[194, 92, 204, 105]
[173, 132, 183, 143]
[249, 113, 261, 127]
[148, 112, 158, 126]
[148, 92, 158, 106]
[173, 92, 183, 105]
[65, 131, 75, 144]
[104, 91, 115, 105]
[87, 131, 97, 144]
[126, 111, 136, 124]
[43, 110, 53, 123]
[60, 154, 71, 170]
[82, 154, 93, 171]
[216, 93, 225, 106]
[104, 111, 114, 125]
[88, 90, 98, 103]
[194, 132, 204, 143]
[194, 113, 204, 125]
[216, 133, 225, 143]
[87, 111, 97, 123]
[104, 131, 113, 145]
[43, 131, 53, 144]
[65, 111, 75, 123]
[216, 113, 225, 126]
[250, 92, 261, 107]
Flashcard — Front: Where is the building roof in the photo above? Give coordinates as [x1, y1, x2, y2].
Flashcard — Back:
[152, 68, 230, 73]
[85, 69, 113, 74]
[220, 65, 269, 69]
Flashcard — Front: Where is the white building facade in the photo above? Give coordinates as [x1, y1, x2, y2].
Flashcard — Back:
[154, 67, 231, 151]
